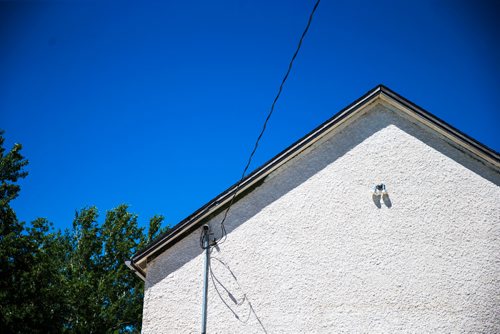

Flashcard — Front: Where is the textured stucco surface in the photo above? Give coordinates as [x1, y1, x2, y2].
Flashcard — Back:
[142, 102, 500, 333]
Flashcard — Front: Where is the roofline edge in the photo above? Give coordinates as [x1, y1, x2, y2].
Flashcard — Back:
[130, 85, 384, 268]
[126, 259, 146, 281]
[129, 84, 500, 274]
[379, 86, 500, 167]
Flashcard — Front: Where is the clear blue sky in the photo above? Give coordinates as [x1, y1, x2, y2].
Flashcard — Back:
[1, 0, 499, 231]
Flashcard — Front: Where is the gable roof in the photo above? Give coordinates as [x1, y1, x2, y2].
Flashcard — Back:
[128, 84, 500, 280]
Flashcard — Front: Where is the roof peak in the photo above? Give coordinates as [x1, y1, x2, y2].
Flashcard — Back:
[128, 85, 499, 280]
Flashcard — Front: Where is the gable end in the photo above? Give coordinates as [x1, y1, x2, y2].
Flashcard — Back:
[129, 85, 500, 280]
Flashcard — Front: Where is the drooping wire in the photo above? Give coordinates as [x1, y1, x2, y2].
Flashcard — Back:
[202, 0, 322, 249]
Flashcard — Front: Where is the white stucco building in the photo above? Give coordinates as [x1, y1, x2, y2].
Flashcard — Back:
[128, 85, 500, 333]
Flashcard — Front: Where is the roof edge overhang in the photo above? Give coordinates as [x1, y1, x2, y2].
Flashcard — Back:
[129, 84, 500, 281]
[379, 88, 499, 168]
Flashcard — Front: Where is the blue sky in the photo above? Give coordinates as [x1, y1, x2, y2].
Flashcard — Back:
[1, 0, 499, 231]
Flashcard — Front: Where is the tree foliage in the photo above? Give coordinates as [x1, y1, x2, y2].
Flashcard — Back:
[0, 131, 167, 333]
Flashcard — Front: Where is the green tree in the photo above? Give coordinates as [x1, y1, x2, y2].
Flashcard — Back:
[0, 131, 168, 333]
[0, 131, 69, 332]
[0, 130, 32, 330]
[17, 218, 70, 333]
[64, 205, 163, 333]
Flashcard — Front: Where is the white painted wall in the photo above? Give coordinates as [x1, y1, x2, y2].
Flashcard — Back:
[142, 102, 500, 333]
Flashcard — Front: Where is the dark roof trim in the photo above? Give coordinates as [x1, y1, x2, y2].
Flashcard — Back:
[129, 85, 499, 280]
[131, 85, 381, 266]
[125, 260, 146, 281]
[379, 87, 499, 165]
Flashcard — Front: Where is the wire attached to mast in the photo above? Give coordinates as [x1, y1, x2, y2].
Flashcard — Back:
[201, 0, 321, 249]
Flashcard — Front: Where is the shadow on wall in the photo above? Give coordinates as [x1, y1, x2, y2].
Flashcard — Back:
[372, 193, 392, 208]
[209, 256, 268, 333]
[145, 103, 500, 288]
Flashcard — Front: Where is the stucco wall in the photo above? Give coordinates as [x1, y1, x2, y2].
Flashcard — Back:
[142, 102, 500, 333]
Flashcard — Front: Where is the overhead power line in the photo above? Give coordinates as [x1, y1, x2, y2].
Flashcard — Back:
[202, 0, 321, 249]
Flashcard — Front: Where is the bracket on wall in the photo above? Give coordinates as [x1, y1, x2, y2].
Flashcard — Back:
[372, 183, 387, 196]
[372, 183, 391, 208]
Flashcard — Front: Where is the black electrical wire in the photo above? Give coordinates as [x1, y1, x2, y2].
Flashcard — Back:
[202, 0, 321, 249]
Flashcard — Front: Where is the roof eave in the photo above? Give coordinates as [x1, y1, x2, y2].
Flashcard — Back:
[128, 84, 500, 281]
[378, 87, 500, 167]
[128, 85, 384, 280]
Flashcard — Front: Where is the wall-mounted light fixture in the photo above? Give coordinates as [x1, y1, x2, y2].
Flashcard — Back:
[372, 183, 387, 196]
[372, 183, 392, 208]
